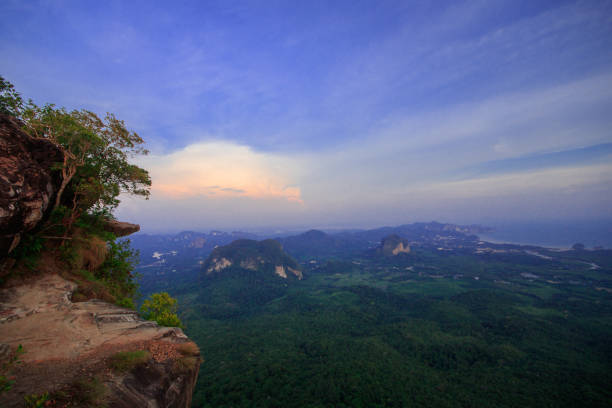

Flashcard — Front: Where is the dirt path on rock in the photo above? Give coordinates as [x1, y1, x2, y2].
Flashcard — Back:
[0, 274, 190, 407]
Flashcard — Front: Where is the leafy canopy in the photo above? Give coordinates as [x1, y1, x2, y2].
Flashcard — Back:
[140, 292, 183, 328]
[1, 75, 150, 308]
[0, 75, 151, 223]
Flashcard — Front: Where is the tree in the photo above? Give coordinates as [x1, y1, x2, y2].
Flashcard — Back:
[0, 76, 151, 233]
[140, 292, 183, 328]
[0, 76, 23, 116]
[1, 76, 151, 308]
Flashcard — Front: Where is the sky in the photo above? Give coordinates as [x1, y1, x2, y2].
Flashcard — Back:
[1, 0, 612, 232]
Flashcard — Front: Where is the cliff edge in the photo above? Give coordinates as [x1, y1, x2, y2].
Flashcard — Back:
[0, 111, 199, 407]
[0, 273, 200, 407]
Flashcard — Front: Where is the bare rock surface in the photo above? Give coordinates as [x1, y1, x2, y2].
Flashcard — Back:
[0, 113, 64, 257]
[0, 274, 200, 407]
[103, 220, 141, 237]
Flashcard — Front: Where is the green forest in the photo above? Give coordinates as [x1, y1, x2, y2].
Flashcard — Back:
[136, 233, 612, 408]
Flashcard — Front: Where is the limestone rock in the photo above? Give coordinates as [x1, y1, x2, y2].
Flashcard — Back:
[203, 239, 302, 279]
[0, 113, 63, 256]
[207, 257, 233, 273]
[380, 234, 411, 256]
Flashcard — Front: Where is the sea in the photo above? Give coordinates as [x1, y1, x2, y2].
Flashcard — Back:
[478, 220, 612, 249]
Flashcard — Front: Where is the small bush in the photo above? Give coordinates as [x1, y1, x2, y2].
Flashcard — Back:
[24, 392, 49, 408]
[10, 234, 43, 269]
[108, 350, 150, 372]
[115, 296, 135, 309]
[140, 292, 183, 328]
[0, 344, 24, 395]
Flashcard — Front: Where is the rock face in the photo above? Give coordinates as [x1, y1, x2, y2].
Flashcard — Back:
[0, 113, 63, 256]
[380, 234, 411, 256]
[0, 274, 200, 407]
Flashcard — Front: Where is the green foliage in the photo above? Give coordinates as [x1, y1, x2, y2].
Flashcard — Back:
[48, 210, 140, 308]
[1, 77, 151, 236]
[0, 344, 24, 396]
[140, 292, 183, 327]
[21, 104, 151, 213]
[1, 77, 147, 311]
[9, 234, 43, 269]
[138, 244, 612, 408]
[97, 238, 140, 308]
[24, 392, 49, 408]
[108, 350, 150, 372]
[0, 75, 23, 116]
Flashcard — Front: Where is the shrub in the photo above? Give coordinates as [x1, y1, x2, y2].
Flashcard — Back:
[0, 344, 23, 396]
[24, 392, 49, 408]
[140, 292, 183, 328]
[9, 234, 43, 269]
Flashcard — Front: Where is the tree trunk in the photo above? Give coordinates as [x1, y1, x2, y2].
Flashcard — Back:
[54, 165, 76, 209]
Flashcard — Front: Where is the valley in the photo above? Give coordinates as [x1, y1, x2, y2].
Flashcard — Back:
[131, 222, 612, 407]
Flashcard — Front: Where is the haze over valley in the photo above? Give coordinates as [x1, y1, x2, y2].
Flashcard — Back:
[1, 1, 611, 407]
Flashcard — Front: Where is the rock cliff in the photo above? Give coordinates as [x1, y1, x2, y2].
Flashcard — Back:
[0, 113, 63, 257]
[0, 112, 199, 407]
[0, 274, 200, 407]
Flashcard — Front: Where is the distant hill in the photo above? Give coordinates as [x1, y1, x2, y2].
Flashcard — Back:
[202, 239, 302, 279]
[379, 234, 411, 256]
[341, 222, 487, 244]
[277, 229, 359, 260]
[130, 230, 258, 265]
[131, 222, 489, 279]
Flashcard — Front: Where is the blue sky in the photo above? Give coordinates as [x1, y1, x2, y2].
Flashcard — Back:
[1, 0, 612, 231]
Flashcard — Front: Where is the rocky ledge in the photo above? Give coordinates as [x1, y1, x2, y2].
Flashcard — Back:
[0, 274, 200, 407]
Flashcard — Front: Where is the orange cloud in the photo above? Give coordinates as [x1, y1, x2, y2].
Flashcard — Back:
[141, 141, 303, 204]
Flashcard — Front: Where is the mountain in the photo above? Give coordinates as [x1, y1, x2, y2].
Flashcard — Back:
[130, 230, 259, 264]
[379, 234, 411, 256]
[203, 239, 302, 279]
[341, 221, 484, 247]
[277, 229, 355, 260]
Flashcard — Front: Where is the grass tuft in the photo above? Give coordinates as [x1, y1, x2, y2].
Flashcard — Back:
[177, 342, 200, 357]
[108, 350, 150, 372]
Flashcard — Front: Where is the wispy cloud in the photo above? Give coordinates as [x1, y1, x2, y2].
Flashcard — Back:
[3, 0, 612, 229]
